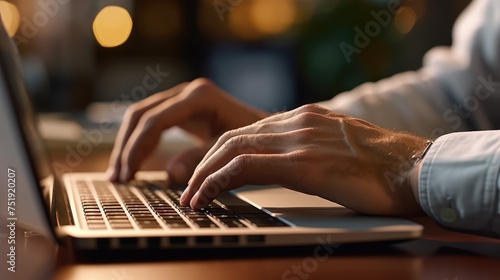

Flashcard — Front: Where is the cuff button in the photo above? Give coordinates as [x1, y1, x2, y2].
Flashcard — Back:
[440, 207, 459, 223]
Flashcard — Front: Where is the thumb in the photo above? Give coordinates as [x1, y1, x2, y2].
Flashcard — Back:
[166, 145, 210, 185]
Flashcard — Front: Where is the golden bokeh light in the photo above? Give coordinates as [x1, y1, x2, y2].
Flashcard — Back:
[93, 6, 133, 48]
[0, 1, 20, 37]
[394, 7, 417, 35]
[250, 0, 297, 35]
[228, 2, 264, 40]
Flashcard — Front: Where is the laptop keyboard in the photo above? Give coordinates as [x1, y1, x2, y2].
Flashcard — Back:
[77, 180, 289, 230]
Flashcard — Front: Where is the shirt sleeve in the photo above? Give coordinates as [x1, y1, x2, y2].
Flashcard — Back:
[419, 131, 500, 238]
[316, 0, 500, 139]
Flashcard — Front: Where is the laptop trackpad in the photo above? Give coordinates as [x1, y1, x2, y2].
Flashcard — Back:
[232, 185, 413, 229]
[232, 185, 343, 209]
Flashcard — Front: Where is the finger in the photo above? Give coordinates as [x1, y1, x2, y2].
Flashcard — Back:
[181, 132, 289, 204]
[107, 83, 188, 180]
[186, 132, 292, 197]
[188, 153, 299, 209]
[118, 90, 207, 181]
[166, 145, 210, 185]
[195, 107, 337, 171]
[194, 119, 292, 171]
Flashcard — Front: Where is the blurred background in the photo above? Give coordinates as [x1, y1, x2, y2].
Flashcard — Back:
[0, 0, 472, 115]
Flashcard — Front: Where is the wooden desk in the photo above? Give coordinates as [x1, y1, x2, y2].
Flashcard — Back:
[5, 148, 500, 280]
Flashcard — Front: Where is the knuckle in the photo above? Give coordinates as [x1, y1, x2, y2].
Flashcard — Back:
[292, 127, 318, 143]
[297, 104, 324, 113]
[189, 78, 216, 96]
[233, 154, 251, 168]
[289, 149, 321, 163]
[201, 175, 217, 193]
[225, 135, 247, 149]
[138, 111, 161, 133]
[124, 103, 142, 122]
[219, 129, 237, 144]
[257, 123, 279, 134]
[295, 111, 323, 127]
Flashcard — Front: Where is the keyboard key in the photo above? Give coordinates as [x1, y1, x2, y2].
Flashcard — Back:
[85, 213, 104, 217]
[193, 220, 219, 229]
[133, 213, 156, 219]
[155, 209, 178, 214]
[218, 219, 247, 228]
[225, 205, 262, 214]
[86, 216, 104, 220]
[126, 206, 148, 210]
[105, 212, 128, 216]
[138, 220, 162, 229]
[111, 224, 134, 229]
[211, 214, 238, 219]
[83, 209, 102, 214]
[165, 221, 190, 229]
[127, 210, 153, 215]
[160, 215, 185, 220]
[109, 220, 132, 225]
[102, 204, 121, 209]
[108, 216, 130, 221]
[135, 218, 157, 222]
[186, 214, 209, 219]
[88, 224, 107, 230]
[86, 220, 106, 224]
[205, 208, 232, 215]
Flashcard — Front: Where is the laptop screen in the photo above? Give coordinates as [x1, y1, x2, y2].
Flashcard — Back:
[0, 20, 57, 237]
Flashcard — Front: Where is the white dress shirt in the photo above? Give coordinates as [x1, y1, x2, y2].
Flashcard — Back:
[317, 0, 500, 237]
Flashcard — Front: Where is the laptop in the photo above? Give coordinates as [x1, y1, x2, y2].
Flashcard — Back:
[0, 22, 422, 253]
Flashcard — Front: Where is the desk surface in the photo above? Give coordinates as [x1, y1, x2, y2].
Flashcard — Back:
[4, 147, 500, 280]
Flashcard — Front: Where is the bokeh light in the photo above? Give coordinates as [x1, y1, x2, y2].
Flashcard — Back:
[93, 6, 133, 48]
[228, 2, 263, 40]
[249, 0, 297, 35]
[0, 1, 20, 37]
[394, 7, 417, 35]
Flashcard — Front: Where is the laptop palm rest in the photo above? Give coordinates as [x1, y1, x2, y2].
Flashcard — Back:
[232, 185, 420, 229]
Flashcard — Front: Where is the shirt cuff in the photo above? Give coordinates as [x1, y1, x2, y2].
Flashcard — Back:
[418, 131, 500, 231]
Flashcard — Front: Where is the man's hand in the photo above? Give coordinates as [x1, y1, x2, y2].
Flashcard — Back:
[107, 78, 270, 184]
[181, 104, 428, 216]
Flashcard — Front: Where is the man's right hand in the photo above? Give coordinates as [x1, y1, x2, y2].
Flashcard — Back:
[107, 78, 270, 184]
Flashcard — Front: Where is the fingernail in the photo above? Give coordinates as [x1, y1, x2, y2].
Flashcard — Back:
[190, 192, 200, 209]
[105, 168, 115, 180]
[179, 187, 189, 204]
